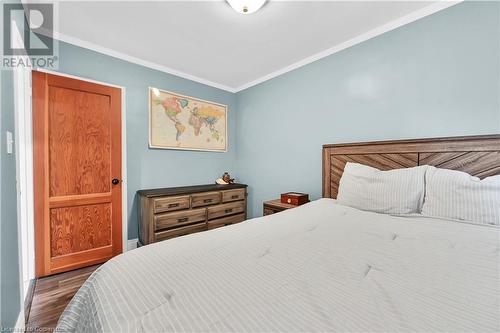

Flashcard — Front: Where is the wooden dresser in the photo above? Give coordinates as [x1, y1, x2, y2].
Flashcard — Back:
[137, 184, 247, 246]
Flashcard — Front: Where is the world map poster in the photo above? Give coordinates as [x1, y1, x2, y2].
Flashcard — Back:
[149, 88, 227, 152]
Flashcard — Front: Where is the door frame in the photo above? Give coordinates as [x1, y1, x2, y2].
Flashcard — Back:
[16, 68, 129, 276]
[14, 64, 35, 297]
[11, 17, 28, 330]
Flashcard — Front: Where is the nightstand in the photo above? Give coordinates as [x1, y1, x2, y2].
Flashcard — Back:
[263, 199, 298, 216]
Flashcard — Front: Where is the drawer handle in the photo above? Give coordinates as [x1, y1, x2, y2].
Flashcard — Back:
[204, 199, 213, 203]
[231, 195, 239, 199]
[178, 217, 189, 223]
[168, 203, 180, 208]
[225, 208, 233, 214]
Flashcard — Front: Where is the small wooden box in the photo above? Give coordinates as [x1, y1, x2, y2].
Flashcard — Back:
[280, 192, 309, 206]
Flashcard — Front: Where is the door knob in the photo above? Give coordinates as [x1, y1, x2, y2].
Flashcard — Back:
[112, 178, 120, 185]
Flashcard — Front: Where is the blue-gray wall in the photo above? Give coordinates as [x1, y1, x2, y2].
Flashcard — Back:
[0, 69, 21, 329]
[54, 41, 238, 240]
[1, 1, 23, 326]
[235, 1, 500, 218]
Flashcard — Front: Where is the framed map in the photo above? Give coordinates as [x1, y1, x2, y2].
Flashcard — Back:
[149, 88, 227, 152]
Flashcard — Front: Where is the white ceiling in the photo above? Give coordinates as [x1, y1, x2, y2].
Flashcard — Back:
[52, 1, 457, 92]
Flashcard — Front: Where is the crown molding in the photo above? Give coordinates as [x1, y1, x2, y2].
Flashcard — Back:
[235, 0, 461, 92]
[55, 32, 238, 93]
[49, 1, 460, 93]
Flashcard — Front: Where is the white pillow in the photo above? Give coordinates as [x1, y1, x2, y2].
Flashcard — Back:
[422, 166, 500, 225]
[337, 162, 427, 215]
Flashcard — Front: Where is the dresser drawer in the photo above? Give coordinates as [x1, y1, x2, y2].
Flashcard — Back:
[221, 189, 245, 203]
[207, 213, 245, 230]
[153, 195, 190, 213]
[155, 223, 206, 242]
[207, 201, 245, 220]
[191, 191, 220, 207]
[154, 208, 206, 231]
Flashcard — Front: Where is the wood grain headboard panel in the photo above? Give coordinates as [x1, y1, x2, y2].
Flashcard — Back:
[322, 135, 500, 199]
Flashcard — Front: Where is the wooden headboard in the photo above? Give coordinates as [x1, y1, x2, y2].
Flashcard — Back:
[322, 135, 500, 199]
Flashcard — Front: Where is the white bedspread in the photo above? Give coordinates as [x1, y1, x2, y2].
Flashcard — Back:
[56, 199, 500, 332]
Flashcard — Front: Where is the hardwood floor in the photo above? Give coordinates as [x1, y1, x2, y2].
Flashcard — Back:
[26, 265, 99, 330]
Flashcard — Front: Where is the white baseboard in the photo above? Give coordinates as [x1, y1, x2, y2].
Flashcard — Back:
[127, 238, 138, 251]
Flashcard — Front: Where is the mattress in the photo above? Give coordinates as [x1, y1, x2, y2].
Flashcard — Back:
[56, 199, 500, 332]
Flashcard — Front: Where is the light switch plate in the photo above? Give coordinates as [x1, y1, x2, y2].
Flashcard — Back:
[6, 131, 13, 154]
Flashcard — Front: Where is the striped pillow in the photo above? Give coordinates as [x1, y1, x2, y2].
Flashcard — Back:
[422, 166, 500, 225]
[337, 162, 428, 215]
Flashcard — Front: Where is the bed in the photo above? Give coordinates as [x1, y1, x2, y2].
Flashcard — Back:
[57, 135, 500, 332]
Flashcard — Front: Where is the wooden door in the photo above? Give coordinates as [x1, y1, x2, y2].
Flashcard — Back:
[33, 71, 122, 277]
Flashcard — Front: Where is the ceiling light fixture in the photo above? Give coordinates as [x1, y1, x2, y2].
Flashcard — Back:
[227, 0, 267, 14]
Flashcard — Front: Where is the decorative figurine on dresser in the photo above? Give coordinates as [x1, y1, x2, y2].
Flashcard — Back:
[216, 172, 235, 185]
[137, 183, 248, 246]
